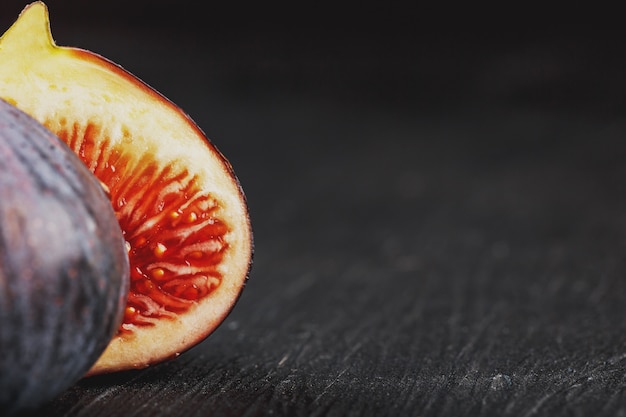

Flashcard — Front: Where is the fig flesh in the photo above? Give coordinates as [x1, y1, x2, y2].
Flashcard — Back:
[0, 99, 130, 415]
[0, 2, 253, 374]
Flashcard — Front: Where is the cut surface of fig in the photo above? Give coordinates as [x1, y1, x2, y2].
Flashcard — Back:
[0, 2, 253, 375]
[0, 98, 129, 414]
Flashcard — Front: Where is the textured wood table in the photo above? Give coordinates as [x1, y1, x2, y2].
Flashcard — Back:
[2, 2, 625, 416]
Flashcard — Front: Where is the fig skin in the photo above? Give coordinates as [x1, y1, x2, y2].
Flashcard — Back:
[0, 99, 130, 415]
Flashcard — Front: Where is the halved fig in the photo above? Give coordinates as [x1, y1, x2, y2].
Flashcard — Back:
[0, 2, 253, 375]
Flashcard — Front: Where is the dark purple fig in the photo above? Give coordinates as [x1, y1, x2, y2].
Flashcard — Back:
[0, 98, 130, 415]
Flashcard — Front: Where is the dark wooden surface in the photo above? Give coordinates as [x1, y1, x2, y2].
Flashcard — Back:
[2, 2, 626, 416]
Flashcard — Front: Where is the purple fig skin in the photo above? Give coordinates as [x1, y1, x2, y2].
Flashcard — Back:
[0, 98, 130, 415]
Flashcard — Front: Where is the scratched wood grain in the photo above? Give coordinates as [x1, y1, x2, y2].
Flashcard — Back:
[3, 6, 626, 417]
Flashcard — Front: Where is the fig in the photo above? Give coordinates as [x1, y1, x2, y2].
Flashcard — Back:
[0, 2, 253, 375]
[0, 98, 129, 414]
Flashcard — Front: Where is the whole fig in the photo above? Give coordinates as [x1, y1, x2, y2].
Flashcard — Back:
[0, 98, 129, 415]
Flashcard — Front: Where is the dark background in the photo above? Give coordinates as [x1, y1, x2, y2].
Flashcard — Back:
[2, 1, 625, 416]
